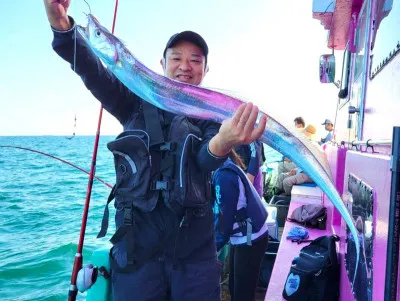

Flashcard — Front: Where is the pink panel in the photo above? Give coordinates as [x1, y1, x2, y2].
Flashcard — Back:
[324, 144, 339, 186]
[336, 147, 347, 195]
[323, 145, 355, 301]
[398, 254, 400, 301]
[337, 203, 356, 301]
[323, 144, 347, 226]
[342, 150, 391, 301]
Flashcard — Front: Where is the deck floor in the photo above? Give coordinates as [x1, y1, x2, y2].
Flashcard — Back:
[278, 226, 284, 239]
[221, 284, 265, 301]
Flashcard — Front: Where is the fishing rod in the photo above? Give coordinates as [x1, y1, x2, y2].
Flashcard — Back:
[0, 145, 113, 189]
[68, 1, 119, 300]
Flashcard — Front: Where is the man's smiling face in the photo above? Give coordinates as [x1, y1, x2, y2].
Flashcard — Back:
[162, 40, 208, 85]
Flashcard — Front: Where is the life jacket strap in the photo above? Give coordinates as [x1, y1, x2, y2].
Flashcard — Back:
[142, 100, 164, 147]
[97, 185, 117, 238]
[232, 207, 253, 246]
[109, 203, 136, 266]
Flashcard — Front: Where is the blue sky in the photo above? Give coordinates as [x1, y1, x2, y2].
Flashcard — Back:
[0, 0, 340, 138]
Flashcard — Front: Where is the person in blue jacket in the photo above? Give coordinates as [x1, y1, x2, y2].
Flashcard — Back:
[43, 1, 267, 301]
[320, 119, 334, 145]
[213, 150, 269, 301]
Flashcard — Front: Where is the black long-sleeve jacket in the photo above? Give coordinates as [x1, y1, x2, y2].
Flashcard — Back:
[50, 18, 228, 262]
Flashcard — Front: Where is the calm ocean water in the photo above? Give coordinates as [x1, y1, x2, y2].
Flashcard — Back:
[0, 136, 281, 301]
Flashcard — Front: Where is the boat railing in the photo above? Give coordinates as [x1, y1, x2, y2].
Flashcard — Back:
[349, 139, 392, 146]
[338, 139, 392, 152]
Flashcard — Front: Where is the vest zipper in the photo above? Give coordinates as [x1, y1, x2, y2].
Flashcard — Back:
[180, 134, 202, 188]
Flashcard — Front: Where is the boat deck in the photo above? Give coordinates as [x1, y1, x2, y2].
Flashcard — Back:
[264, 185, 333, 301]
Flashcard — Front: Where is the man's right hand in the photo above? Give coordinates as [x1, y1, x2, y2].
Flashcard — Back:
[43, 0, 72, 31]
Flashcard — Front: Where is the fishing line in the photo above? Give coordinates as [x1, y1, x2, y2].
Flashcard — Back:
[0, 145, 113, 189]
[70, 0, 87, 139]
[82, 0, 91, 14]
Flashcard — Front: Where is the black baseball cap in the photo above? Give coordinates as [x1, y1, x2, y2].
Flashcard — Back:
[163, 31, 209, 59]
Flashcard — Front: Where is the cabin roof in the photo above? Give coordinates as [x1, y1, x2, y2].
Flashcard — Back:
[312, 0, 364, 50]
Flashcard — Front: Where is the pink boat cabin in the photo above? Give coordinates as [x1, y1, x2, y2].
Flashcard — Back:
[264, 0, 400, 300]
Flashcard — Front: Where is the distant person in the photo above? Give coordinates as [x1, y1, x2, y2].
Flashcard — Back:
[234, 140, 264, 197]
[320, 119, 334, 145]
[278, 157, 297, 175]
[303, 124, 317, 141]
[293, 117, 305, 129]
[273, 115, 305, 188]
[275, 125, 317, 195]
[271, 117, 304, 187]
[213, 151, 269, 301]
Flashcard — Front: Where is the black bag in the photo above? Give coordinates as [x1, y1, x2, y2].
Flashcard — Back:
[282, 235, 340, 301]
[287, 204, 327, 230]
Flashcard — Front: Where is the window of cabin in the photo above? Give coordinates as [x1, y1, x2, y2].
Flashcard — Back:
[370, 0, 399, 78]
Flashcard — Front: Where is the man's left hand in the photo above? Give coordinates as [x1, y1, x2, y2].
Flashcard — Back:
[209, 103, 267, 157]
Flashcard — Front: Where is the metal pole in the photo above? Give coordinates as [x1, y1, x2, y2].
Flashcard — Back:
[384, 126, 400, 301]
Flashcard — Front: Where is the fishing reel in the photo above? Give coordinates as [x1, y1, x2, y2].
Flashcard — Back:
[76, 263, 110, 293]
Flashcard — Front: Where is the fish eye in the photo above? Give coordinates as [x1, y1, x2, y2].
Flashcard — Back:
[95, 30, 101, 37]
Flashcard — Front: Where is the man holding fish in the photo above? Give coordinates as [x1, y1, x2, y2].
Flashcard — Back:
[43, 1, 267, 300]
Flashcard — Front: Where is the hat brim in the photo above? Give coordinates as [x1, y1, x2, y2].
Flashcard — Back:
[163, 31, 208, 58]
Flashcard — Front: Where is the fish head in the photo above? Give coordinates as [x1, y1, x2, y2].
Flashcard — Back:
[77, 14, 120, 67]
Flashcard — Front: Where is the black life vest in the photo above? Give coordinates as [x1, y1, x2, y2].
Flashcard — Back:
[97, 100, 213, 271]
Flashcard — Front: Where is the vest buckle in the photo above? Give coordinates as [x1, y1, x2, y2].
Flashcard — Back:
[151, 180, 170, 191]
[123, 205, 133, 226]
